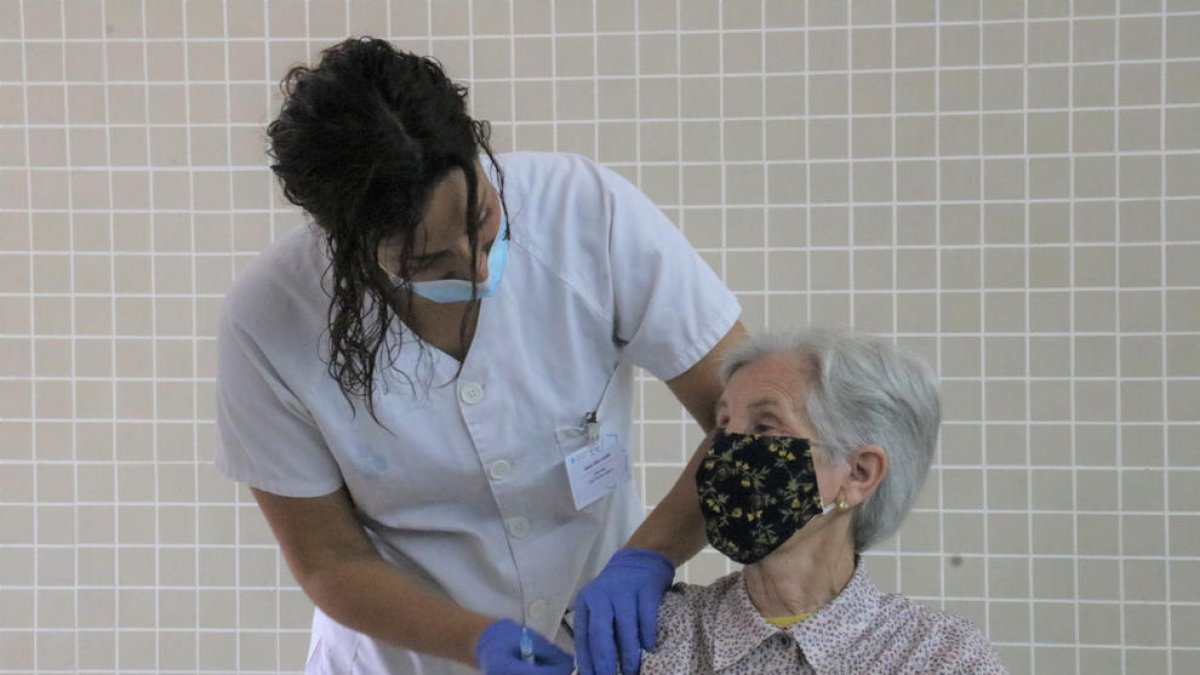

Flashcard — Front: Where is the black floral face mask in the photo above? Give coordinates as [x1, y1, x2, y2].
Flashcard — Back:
[695, 430, 832, 565]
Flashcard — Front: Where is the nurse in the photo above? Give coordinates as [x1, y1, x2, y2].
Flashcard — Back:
[214, 38, 744, 675]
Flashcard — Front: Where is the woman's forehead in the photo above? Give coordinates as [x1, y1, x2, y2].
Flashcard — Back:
[413, 162, 492, 249]
[416, 169, 470, 245]
[722, 354, 811, 411]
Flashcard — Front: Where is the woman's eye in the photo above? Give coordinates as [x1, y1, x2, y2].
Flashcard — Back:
[753, 424, 774, 434]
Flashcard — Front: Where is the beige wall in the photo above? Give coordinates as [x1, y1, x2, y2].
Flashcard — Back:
[2, 0, 1198, 673]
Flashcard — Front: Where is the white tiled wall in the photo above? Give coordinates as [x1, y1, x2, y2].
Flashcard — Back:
[1, 1, 1198, 673]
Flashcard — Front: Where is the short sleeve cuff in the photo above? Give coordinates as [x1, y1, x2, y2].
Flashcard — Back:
[639, 292, 741, 382]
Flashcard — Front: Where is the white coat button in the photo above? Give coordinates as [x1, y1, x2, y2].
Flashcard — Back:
[460, 382, 484, 404]
[527, 598, 549, 620]
[507, 516, 530, 538]
[488, 460, 512, 480]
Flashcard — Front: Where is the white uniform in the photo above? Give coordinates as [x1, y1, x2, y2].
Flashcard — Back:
[214, 152, 741, 674]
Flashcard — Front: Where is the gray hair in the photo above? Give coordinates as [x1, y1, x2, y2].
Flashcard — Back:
[719, 328, 941, 552]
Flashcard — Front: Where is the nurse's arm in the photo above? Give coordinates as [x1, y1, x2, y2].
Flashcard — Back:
[250, 485, 495, 667]
[624, 320, 746, 565]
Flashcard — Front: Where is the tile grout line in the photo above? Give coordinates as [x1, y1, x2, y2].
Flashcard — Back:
[217, 0, 236, 669]
[890, 0, 907, 594]
[11, 98, 1200, 124]
[549, 0, 558, 154]
[716, 0, 726, 312]
[846, 3, 855, 345]
[974, 0, 991, 641]
[760, 1, 768, 332]
[156, 0, 193, 669]
[1023, 0, 1035, 667]
[1112, 6, 1127, 671]
[932, 0, 943, 617]
[55, 1, 80, 672]
[18, 0, 39, 669]
[1160, 4, 1172, 673]
[1067, 2, 1081, 671]
[8, 11, 1200, 43]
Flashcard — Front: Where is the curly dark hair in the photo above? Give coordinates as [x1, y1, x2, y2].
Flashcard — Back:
[266, 37, 505, 419]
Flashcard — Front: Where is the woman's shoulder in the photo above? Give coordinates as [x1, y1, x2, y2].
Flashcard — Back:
[665, 570, 744, 599]
[221, 222, 330, 336]
[659, 571, 745, 628]
[492, 150, 608, 184]
[870, 592, 1006, 672]
[646, 572, 745, 667]
[877, 591, 984, 633]
[488, 152, 627, 302]
[491, 151, 635, 220]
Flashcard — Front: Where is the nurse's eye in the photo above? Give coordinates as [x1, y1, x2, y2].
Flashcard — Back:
[409, 265, 441, 281]
[439, 264, 475, 281]
[753, 423, 775, 434]
[408, 258, 437, 277]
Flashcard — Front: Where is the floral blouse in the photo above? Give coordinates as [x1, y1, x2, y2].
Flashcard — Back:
[640, 562, 1008, 674]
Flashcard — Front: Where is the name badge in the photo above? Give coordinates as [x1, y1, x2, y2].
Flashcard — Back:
[565, 434, 630, 510]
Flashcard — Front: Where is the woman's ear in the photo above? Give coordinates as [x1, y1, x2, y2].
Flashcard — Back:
[841, 445, 887, 507]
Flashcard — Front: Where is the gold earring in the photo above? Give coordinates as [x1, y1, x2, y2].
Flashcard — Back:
[837, 499, 850, 511]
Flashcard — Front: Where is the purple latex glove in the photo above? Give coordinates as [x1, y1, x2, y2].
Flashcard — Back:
[573, 548, 675, 675]
[475, 619, 574, 675]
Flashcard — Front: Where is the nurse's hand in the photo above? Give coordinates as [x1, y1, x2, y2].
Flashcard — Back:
[573, 547, 675, 675]
[475, 618, 574, 675]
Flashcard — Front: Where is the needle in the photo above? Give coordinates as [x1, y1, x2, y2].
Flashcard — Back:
[520, 626, 535, 664]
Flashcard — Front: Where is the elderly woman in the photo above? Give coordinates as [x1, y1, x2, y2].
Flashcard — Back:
[640, 329, 1007, 674]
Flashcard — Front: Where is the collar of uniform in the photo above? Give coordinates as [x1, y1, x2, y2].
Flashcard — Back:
[704, 572, 794, 671]
[788, 559, 882, 672]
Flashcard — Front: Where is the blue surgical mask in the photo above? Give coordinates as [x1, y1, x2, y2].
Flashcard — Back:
[385, 214, 510, 303]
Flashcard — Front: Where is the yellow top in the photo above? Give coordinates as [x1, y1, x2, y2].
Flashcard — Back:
[763, 611, 815, 628]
